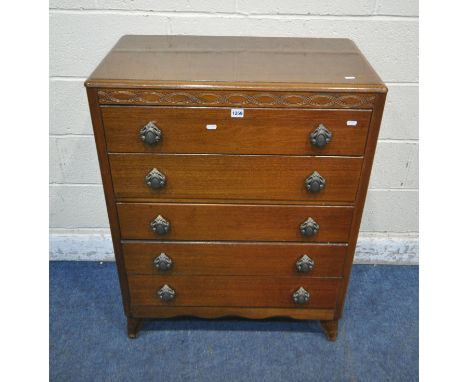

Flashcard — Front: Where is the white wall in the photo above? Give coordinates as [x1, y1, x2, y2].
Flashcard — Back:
[49, 1, 419, 263]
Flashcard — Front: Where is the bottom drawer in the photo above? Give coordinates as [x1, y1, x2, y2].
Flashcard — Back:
[128, 275, 341, 309]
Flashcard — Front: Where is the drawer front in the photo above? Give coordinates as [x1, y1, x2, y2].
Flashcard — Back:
[128, 275, 340, 308]
[101, 106, 371, 155]
[110, 154, 362, 203]
[117, 203, 353, 242]
[123, 242, 347, 277]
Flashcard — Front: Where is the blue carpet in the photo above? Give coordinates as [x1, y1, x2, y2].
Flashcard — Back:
[50, 262, 418, 381]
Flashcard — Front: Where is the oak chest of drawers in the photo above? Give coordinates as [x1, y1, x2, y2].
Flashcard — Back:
[85, 35, 387, 341]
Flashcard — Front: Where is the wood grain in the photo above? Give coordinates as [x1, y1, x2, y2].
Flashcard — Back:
[335, 92, 388, 318]
[128, 275, 341, 308]
[101, 106, 371, 155]
[127, 317, 144, 339]
[109, 154, 362, 203]
[320, 319, 339, 341]
[86, 36, 388, 340]
[85, 36, 386, 93]
[117, 202, 354, 242]
[86, 87, 131, 316]
[130, 306, 335, 321]
[122, 241, 347, 277]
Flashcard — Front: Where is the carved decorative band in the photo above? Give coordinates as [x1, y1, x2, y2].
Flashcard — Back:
[98, 89, 375, 109]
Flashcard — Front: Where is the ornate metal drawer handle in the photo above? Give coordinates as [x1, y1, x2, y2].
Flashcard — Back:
[305, 171, 326, 193]
[158, 284, 176, 302]
[140, 121, 162, 145]
[145, 168, 166, 190]
[310, 124, 332, 148]
[296, 255, 315, 273]
[293, 287, 310, 304]
[154, 253, 173, 271]
[300, 217, 320, 237]
[150, 215, 171, 235]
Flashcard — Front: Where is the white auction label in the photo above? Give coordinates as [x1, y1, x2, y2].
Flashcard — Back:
[231, 108, 244, 118]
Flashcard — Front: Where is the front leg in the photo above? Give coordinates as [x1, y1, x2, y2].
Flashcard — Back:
[127, 317, 144, 339]
[320, 319, 338, 341]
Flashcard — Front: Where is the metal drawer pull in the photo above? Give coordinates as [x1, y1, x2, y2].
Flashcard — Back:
[145, 168, 166, 190]
[150, 215, 171, 235]
[158, 284, 176, 301]
[310, 124, 332, 148]
[154, 253, 173, 271]
[296, 255, 315, 273]
[293, 287, 310, 304]
[299, 217, 320, 237]
[305, 171, 326, 193]
[140, 121, 162, 145]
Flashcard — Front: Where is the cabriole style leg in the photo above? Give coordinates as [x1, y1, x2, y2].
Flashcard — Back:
[127, 317, 144, 339]
[320, 319, 338, 341]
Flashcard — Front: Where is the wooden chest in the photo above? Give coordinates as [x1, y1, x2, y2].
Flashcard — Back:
[85, 35, 387, 341]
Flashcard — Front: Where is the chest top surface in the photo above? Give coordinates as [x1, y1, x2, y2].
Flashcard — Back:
[85, 35, 386, 92]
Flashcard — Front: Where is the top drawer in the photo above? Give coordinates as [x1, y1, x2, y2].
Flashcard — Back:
[101, 107, 371, 156]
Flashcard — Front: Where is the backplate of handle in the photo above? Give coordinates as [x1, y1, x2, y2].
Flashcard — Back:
[310, 124, 332, 148]
[150, 215, 171, 235]
[293, 287, 310, 304]
[140, 121, 162, 145]
[296, 255, 315, 273]
[305, 171, 326, 193]
[300, 217, 320, 237]
[154, 253, 173, 271]
[158, 284, 176, 301]
[145, 168, 166, 190]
